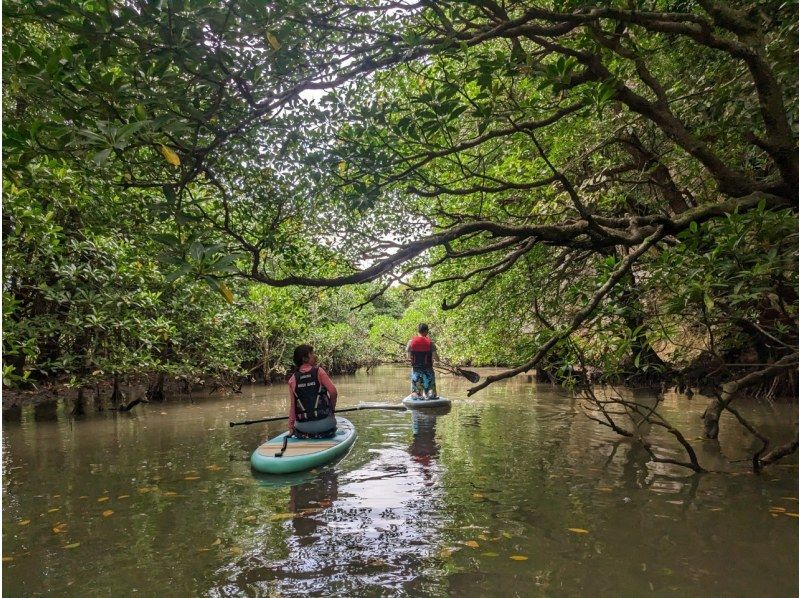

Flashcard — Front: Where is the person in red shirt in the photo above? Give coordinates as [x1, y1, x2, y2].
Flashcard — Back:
[288, 344, 338, 436]
[406, 323, 438, 399]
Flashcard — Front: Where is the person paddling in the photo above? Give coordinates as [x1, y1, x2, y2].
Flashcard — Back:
[288, 344, 338, 437]
[406, 323, 438, 399]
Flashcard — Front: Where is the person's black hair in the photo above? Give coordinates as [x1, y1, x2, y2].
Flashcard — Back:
[418, 323, 429, 334]
[293, 344, 314, 367]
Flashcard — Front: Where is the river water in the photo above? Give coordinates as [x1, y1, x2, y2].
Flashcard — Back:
[2, 366, 797, 596]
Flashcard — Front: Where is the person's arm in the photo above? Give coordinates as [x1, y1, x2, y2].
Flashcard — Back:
[317, 367, 338, 410]
[287, 377, 296, 432]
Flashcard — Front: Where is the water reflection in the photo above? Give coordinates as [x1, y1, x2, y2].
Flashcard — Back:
[2, 367, 797, 597]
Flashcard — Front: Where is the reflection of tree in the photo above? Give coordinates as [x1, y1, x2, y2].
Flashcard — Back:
[289, 469, 339, 539]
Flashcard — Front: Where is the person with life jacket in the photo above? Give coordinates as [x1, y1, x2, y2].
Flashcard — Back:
[288, 344, 338, 437]
[406, 323, 438, 399]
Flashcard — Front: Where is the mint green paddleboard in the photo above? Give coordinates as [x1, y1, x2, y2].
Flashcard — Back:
[250, 417, 357, 474]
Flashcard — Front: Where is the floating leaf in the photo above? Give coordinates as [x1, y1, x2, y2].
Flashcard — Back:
[243, 515, 257, 522]
[510, 555, 529, 561]
[597, 487, 613, 492]
[137, 488, 151, 494]
[48, 507, 60, 513]
[781, 497, 798, 501]
[18, 520, 30, 526]
[472, 493, 485, 499]
[117, 495, 130, 499]
[439, 547, 457, 558]
[568, 528, 589, 534]
[481, 552, 499, 557]
[502, 532, 513, 539]
[159, 144, 180, 167]
[97, 497, 109, 503]
[2, 557, 13, 562]
[269, 512, 297, 521]
[63, 543, 81, 549]
[102, 510, 114, 517]
[769, 507, 786, 512]
[184, 476, 200, 481]
[211, 538, 222, 546]
[52, 523, 67, 534]
[709, 508, 723, 512]
[666, 500, 684, 505]
[266, 32, 281, 50]
[784, 512, 799, 518]
[206, 465, 223, 471]
[478, 534, 488, 540]
[464, 540, 479, 548]
[164, 491, 178, 497]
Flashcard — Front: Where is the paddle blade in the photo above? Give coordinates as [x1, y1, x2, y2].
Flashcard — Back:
[458, 368, 481, 383]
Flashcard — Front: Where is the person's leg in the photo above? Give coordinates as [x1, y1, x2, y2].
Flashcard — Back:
[295, 414, 337, 435]
[411, 370, 423, 396]
[427, 369, 437, 398]
[421, 370, 432, 397]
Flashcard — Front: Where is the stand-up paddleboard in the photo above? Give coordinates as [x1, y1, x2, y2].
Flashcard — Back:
[402, 394, 452, 408]
[251, 416, 357, 474]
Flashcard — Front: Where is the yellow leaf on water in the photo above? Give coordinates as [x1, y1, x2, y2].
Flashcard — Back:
[52, 523, 67, 534]
[481, 552, 499, 557]
[63, 543, 80, 549]
[206, 465, 223, 471]
[243, 515, 257, 522]
[597, 487, 613, 492]
[269, 513, 297, 521]
[781, 497, 798, 501]
[164, 491, 178, 497]
[79, 496, 89, 499]
[266, 32, 281, 51]
[709, 508, 723, 512]
[568, 528, 589, 534]
[184, 476, 200, 481]
[439, 547, 457, 558]
[211, 538, 222, 546]
[197, 548, 211, 553]
[784, 512, 799, 518]
[102, 510, 114, 517]
[137, 488, 151, 494]
[97, 497, 109, 503]
[472, 493, 485, 499]
[159, 144, 180, 167]
[464, 541, 479, 548]
[18, 520, 30, 526]
[2, 557, 13, 562]
[48, 508, 60, 513]
[502, 532, 513, 539]
[510, 555, 529, 561]
[769, 507, 786, 512]
[117, 495, 130, 499]
[478, 534, 488, 540]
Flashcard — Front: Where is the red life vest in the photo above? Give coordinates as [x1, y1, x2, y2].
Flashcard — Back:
[408, 335, 433, 368]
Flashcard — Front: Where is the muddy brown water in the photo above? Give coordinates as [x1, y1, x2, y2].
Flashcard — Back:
[2, 366, 797, 596]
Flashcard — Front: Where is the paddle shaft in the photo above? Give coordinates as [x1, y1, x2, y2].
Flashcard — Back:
[229, 404, 405, 427]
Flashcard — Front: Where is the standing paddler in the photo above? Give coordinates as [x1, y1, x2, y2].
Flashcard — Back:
[406, 323, 438, 400]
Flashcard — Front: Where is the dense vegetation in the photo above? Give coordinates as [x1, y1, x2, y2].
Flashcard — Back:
[3, 1, 797, 468]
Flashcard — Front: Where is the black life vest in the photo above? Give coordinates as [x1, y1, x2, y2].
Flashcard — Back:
[408, 335, 433, 368]
[293, 367, 332, 422]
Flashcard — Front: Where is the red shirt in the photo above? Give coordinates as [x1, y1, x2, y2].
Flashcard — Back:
[287, 364, 338, 429]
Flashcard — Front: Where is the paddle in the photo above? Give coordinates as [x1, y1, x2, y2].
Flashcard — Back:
[382, 334, 481, 383]
[228, 402, 406, 427]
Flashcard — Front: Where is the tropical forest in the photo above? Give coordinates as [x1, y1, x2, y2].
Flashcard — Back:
[2, 1, 798, 595]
